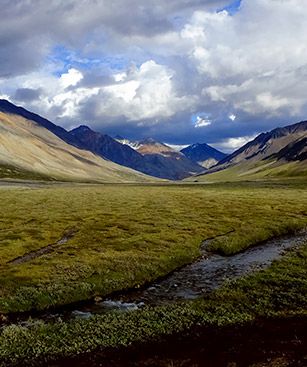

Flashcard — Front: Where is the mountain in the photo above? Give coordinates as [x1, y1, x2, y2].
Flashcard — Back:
[180, 143, 227, 169]
[134, 138, 176, 156]
[70, 126, 144, 168]
[0, 99, 80, 147]
[0, 99, 203, 181]
[116, 137, 177, 155]
[70, 130, 204, 180]
[190, 120, 307, 182]
[272, 136, 307, 162]
[114, 136, 142, 151]
[217, 120, 307, 169]
[115, 136, 204, 180]
[0, 101, 151, 183]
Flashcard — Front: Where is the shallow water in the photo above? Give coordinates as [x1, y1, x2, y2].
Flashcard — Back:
[94, 230, 307, 308]
[3, 230, 307, 325]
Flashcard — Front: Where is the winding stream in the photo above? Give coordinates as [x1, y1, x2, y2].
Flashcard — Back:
[3, 229, 307, 325]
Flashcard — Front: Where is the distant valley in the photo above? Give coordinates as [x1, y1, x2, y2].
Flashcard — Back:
[0, 100, 226, 181]
[0, 100, 150, 183]
[0, 99, 307, 183]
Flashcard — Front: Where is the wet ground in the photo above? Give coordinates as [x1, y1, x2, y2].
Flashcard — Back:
[3, 229, 307, 326]
[104, 230, 307, 307]
[64, 229, 307, 318]
[2, 231, 307, 366]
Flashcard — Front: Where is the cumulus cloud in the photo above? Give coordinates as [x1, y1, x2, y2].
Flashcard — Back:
[212, 135, 258, 153]
[1, 0, 307, 150]
[0, 0, 228, 77]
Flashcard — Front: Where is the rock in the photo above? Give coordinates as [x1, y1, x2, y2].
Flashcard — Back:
[0, 314, 8, 322]
[94, 296, 103, 303]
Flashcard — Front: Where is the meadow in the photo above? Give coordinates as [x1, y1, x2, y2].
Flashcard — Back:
[0, 181, 307, 365]
[0, 181, 306, 313]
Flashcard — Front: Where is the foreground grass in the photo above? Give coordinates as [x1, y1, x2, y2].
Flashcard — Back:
[0, 235, 306, 366]
[0, 182, 307, 313]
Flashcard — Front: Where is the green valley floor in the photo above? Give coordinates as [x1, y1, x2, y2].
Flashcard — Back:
[0, 180, 306, 366]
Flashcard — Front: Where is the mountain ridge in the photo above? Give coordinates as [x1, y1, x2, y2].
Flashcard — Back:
[217, 120, 307, 168]
[73, 128, 204, 180]
[0, 102, 152, 183]
[0, 99, 81, 148]
[191, 119, 307, 181]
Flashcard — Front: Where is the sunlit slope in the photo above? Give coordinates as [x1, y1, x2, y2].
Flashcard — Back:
[189, 120, 307, 182]
[188, 158, 307, 182]
[0, 112, 152, 182]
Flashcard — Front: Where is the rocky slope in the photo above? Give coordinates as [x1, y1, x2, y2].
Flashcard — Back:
[71, 131, 204, 180]
[191, 120, 307, 181]
[217, 120, 307, 169]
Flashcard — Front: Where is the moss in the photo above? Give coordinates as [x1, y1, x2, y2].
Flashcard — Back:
[0, 182, 307, 312]
[0, 240, 306, 366]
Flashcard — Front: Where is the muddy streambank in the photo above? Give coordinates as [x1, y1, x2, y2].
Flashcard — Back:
[52, 316, 307, 367]
[3, 229, 307, 325]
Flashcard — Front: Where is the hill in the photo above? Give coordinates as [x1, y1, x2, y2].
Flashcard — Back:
[217, 120, 307, 168]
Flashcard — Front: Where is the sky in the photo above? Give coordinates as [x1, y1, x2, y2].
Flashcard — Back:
[1, 0, 307, 153]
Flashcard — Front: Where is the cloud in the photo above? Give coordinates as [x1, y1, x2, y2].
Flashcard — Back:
[60, 68, 83, 88]
[194, 116, 212, 128]
[13, 88, 42, 102]
[212, 135, 257, 153]
[75, 60, 196, 128]
[0, 0, 229, 78]
[1, 0, 307, 151]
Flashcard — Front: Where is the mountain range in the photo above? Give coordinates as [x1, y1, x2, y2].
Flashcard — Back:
[0, 99, 306, 183]
[70, 129, 205, 180]
[0, 100, 150, 182]
[0, 100, 226, 181]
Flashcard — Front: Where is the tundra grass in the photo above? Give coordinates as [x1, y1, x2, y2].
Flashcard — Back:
[0, 182, 306, 313]
[0, 233, 306, 366]
[191, 159, 307, 183]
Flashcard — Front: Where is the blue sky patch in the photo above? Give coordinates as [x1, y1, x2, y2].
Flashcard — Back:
[219, 0, 241, 15]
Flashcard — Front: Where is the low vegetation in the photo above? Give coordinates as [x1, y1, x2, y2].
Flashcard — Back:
[0, 181, 306, 313]
[191, 159, 307, 183]
[0, 164, 53, 181]
[0, 230, 306, 365]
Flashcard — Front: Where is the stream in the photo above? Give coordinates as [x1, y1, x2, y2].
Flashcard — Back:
[3, 229, 307, 326]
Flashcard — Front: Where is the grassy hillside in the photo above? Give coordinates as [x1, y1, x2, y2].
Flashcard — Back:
[0, 181, 306, 313]
[0, 163, 53, 181]
[0, 112, 152, 183]
[190, 158, 307, 183]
